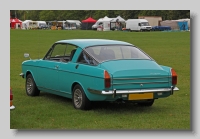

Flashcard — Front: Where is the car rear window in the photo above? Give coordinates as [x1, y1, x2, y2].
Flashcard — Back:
[85, 45, 152, 62]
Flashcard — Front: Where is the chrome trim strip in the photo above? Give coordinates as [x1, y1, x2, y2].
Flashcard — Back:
[113, 76, 170, 80]
[88, 87, 179, 95]
[37, 86, 71, 95]
[87, 88, 102, 94]
[112, 81, 169, 85]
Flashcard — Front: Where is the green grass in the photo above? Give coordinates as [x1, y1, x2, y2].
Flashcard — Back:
[10, 29, 190, 130]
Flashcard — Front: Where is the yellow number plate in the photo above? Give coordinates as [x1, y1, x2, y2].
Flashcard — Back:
[128, 93, 153, 100]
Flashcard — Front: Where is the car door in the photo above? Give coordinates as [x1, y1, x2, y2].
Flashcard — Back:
[38, 60, 60, 91]
[37, 43, 68, 92]
[58, 44, 78, 94]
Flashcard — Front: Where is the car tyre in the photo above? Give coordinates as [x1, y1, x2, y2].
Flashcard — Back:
[137, 99, 154, 107]
[72, 84, 92, 110]
[26, 74, 40, 96]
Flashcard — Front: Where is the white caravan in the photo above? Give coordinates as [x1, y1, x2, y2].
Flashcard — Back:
[65, 20, 77, 30]
[22, 20, 47, 29]
[37, 21, 48, 29]
[22, 20, 32, 29]
[126, 19, 152, 31]
[66, 20, 81, 29]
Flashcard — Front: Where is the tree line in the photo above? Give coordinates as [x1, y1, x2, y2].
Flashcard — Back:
[10, 10, 190, 21]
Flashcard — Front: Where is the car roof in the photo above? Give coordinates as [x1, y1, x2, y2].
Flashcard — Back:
[55, 39, 133, 49]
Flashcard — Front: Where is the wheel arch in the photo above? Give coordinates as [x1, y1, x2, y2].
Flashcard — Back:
[25, 71, 40, 96]
[25, 70, 32, 78]
[25, 71, 38, 86]
[71, 81, 90, 100]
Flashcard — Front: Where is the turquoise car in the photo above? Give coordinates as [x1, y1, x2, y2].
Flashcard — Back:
[20, 39, 179, 110]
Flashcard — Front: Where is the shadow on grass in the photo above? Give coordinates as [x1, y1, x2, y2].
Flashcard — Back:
[38, 92, 72, 104]
[39, 92, 157, 113]
[91, 101, 156, 113]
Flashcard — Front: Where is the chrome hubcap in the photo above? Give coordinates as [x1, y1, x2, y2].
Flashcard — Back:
[26, 78, 33, 94]
[74, 89, 82, 108]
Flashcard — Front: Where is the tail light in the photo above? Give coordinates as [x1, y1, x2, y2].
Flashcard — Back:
[104, 70, 111, 88]
[10, 101, 13, 107]
[10, 88, 13, 107]
[171, 68, 177, 85]
[10, 88, 13, 100]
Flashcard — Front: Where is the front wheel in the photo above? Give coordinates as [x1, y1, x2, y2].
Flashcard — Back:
[72, 84, 91, 110]
[26, 74, 40, 96]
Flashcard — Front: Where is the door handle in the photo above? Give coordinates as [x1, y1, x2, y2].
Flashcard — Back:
[75, 64, 79, 69]
[55, 65, 59, 69]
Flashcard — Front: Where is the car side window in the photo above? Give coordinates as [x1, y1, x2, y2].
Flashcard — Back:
[77, 51, 97, 66]
[44, 43, 77, 62]
[51, 44, 67, 57]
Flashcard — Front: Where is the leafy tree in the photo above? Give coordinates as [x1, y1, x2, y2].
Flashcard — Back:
[39, 10, 56, 21]
[10, 10, 190, 21]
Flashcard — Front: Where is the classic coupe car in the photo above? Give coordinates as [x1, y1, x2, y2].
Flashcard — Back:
[20, 39, 179, 110]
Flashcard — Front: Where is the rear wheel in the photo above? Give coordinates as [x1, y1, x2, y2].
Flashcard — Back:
[137, 99, 154, 107]
[26, 74, 40, 96]
[72, 84, 91, 110]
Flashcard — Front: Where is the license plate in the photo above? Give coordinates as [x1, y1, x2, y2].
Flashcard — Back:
[128, 93, 153, 100]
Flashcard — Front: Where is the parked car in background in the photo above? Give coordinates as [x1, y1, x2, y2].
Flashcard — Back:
[152, 26, 171, 31]
[20, 39, 179, 110]
[38, 24, 49, 29]
[10, 87, 15, 110]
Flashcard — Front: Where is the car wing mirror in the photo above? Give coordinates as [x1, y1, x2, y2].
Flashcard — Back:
[24, 53, 31, 60]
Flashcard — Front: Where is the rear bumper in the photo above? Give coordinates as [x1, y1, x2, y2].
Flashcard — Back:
[88, 86, 179, 95]
[10, 105, 15, 110]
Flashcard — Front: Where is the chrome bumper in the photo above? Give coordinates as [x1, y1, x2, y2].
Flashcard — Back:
[10, 105, 15, 110]
[88, 86, 179, 95]
[19, 73, 24, 78]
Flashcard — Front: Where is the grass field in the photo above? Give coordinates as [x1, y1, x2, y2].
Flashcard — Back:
[10, 29, 190, 130]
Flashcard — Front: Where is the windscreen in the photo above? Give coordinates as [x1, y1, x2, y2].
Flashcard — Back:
[85, 45, 152, 63]
[141, 22, 150, 26]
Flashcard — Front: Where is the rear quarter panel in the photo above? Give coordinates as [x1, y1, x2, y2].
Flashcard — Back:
[59, 62, 108, 101]
[160, 65, 173, 86]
